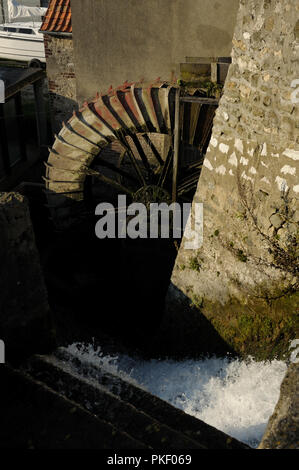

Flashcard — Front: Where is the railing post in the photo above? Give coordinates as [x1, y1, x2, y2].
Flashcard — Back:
[15, 92, 27, 162]
[0, 103, 11, 176]
[33, 78, 47, 157]
[172, 87, 181, 202]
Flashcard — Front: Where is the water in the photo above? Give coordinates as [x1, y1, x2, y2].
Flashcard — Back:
[65, 342, 287, 448]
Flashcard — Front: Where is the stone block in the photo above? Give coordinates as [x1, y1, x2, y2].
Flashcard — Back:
[269, 212, 284, 229]
[259, 363, 299, 449]
[0, 365, 144, 449]
[0, 193, 55, 361]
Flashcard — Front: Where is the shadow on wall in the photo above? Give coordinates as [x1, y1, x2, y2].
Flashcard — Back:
[152, 283, 238, 359]
[49, 93, 78, 135]
[35, 188, 175, 344]
[32, 189, 236, 358]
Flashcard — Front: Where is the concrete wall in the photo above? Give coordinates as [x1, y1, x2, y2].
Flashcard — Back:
[71, 0, 239, 103]
[155, 0, 299, 360]
[44, 35, 77, 133]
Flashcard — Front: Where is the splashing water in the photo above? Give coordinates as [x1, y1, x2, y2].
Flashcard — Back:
[65, 343, 287, 448]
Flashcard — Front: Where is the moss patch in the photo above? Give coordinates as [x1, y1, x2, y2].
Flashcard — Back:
[195, 290, 299, 360]
[189, 257, 201, 272]
[236, 249, 248, 263]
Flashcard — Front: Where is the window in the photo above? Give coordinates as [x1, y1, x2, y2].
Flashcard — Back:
[18, 28, 33, 34]
[4, 27, 17, 33]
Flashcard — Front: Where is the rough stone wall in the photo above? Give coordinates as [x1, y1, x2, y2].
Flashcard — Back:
[259, 362, 299, 449]
[44, 35, 77, 134]
[157, 0, 299, 359]
[0, 193, 55, 361]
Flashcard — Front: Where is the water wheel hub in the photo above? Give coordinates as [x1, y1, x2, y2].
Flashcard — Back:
[133, 185, 171, 209]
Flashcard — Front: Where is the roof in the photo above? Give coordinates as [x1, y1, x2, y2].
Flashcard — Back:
[40, 0, 72, 35]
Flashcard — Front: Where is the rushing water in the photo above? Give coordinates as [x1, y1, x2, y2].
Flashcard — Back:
[66, 343, 287, 448]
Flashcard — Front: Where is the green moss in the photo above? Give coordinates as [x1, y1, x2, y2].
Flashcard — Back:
[178, 78, 223, 98]
[189, 288, 299, 360]
[236, 314, 274, 343]
[214, 229, 220, 237]
[190, 294, 204, 309]
[236, 249, 247, 262]
[235, 212, 247, 220]
[189, 257, 201, 272]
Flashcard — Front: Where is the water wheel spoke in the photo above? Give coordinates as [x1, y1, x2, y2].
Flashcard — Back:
[86, 167, 134, 196]
[140, 133, 164, 166]
[94, 154, 139, 185]
[119, 138, 146, 186]
[157, 146, 173, 188]
[130, 133, 154, 177]
[177, 171, 201, 195]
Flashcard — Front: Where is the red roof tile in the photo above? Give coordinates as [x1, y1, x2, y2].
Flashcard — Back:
[40, 0, 72, 34]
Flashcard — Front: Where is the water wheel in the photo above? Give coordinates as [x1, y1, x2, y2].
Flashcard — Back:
[44, 80, 217, 230]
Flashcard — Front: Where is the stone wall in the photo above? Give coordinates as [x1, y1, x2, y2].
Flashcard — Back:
[157, 0, 299, 360]
[259, 362, 299, 449]
[44, 35, 77, 134]
[0, 193, 55, 361]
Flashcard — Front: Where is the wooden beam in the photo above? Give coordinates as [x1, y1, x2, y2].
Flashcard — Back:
[0, 104, 11, 175]
[15, 92, 27, 162]
[211, 63, 218, 83]
[172, 88, 180, 202]
[33, 78, 47, 156]
[180, 96, 219, 105]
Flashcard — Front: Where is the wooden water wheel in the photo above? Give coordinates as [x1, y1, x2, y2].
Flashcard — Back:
[44, 80, 219, 230]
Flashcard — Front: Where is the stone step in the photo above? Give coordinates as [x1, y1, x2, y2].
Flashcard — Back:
[31, 347, 249, 449]
[27, 354, 206, 449]
[0, 365, 147, 449]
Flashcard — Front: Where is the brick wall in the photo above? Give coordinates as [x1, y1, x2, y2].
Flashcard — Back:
[44, 35, 77, 133]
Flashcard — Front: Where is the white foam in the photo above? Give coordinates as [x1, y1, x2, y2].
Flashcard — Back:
[65, 344, 287, 448]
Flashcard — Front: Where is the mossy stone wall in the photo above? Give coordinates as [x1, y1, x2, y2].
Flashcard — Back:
[157, 0, 299, 360]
